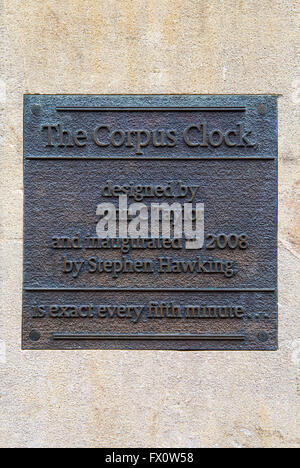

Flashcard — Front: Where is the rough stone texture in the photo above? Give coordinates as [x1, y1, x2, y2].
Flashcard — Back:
[0, 0, 299, 448]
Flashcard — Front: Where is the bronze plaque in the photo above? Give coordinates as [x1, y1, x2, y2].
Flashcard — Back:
[23, 95, 278, 350]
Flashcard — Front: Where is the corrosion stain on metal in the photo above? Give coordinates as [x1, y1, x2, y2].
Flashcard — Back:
[23, 95, 278, 350]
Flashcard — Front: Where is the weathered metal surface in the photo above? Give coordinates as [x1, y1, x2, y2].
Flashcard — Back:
[23, 95, 278, 350]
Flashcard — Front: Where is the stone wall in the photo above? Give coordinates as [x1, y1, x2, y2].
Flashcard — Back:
[0, 0, 299, 447]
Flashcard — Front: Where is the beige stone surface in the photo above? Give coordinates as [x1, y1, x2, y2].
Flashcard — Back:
[0, 0, 299, 448]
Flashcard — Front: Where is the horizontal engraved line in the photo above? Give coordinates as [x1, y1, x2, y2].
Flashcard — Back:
[52, 333, 245, 341]
[24, 287, 275, 292]
[25, 156, 275, 161]
[56, 106, 246, 112]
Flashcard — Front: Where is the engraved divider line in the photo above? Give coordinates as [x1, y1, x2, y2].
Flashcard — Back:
[25, 156, 275, 161]
[24, 287, 275, 292]
[52, 333, 245, 341]
[56, 107, 246, 112]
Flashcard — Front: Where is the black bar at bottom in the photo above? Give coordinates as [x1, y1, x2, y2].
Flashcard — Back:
[52, 333, 245, 341]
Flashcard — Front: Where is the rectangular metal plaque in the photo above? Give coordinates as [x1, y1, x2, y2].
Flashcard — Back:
[23, 95, 278, 350]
